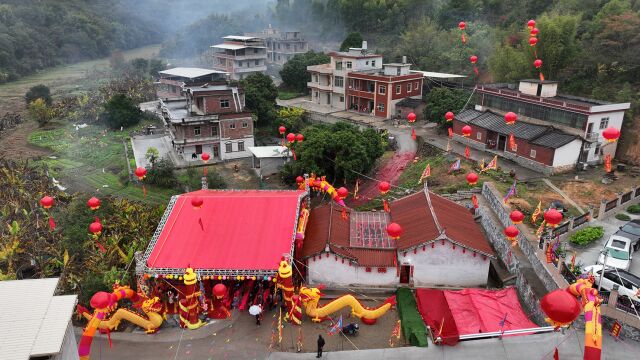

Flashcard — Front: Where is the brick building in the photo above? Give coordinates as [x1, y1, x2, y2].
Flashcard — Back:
[306, 42, 424, 119]
[246, 26, 309, 66]
[211, 36, 267, 81]
[157, 67, 254, 162]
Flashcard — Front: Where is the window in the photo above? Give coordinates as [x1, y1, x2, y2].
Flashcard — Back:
[346, 61, 352, 69]
[314, 74, 318, 82]
[211, 126, 219, 137]
[334, 76, 344, 87]
[366, 61, 369, 65]
[379, 85, 386, 95]
[377, 103, 384, 112]
[194, 126, 201, 136]
[512, 143, 518, 151]
[229, 123, 236, 129]
[242, 122, 248, 128]
[603, 272, 622, 285]
[339, 96, 344, 103]
[476, 132, 482, 140]
[372, 60, 376, 67]
[225, 142, 232, 153]
[365, 267, 372, 273]
[238, 61, 242, 67]
[396, 84, 401, 94]
[254, 48, 258, 53]
[407, 83, 412, 92]
[530, 149, 537, 158]
[255, 60, 259, 66]
[286, 44, 290, 49]
[397, 67, 401, 76]
[415, 81, 419, 90]
[238, 141, 245, 151]
[335, 61, 342, 70]
[595, 143, 601, 155]
[599, 117, 609, 129]
[314, 91, 319, 98]
[220, 99, 230, 108]
[278, 55, 281, 61]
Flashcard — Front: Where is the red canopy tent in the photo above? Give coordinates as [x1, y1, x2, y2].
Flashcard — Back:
[139, 189, 307, 278]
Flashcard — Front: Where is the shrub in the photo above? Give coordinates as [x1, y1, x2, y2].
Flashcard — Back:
[145, 158, 178, 188]
[627, 204, 640, 214]
[100, 94, 142, 129]
[569, 226, 604, 246]
[616, 213, 631, 221]
[25, 84, 52, 105]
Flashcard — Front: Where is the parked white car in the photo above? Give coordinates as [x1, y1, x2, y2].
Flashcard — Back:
[584, 265, 640, 303]
[597, 235, 633, 271]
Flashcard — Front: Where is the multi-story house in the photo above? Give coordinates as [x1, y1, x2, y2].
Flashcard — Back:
[452, 79, 630, 173]
[157, 67, 254, 162]
[307, 43, 423, 119]
[246, 26, 309, 66]
[211, 36, 268, 81]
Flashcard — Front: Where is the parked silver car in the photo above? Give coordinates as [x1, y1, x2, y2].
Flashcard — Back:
[597, 235, 633, 271]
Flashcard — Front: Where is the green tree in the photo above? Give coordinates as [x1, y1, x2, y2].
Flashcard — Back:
[279, 51, 330, 93]
[276, 107, 306, 134]
[100, 94, 141, 129]
[532, 13, 581, 79]
[424, 88, 471, 126]
[145, 147, 160, 165]
[28, 98, 54, 126]
[241, 73, 278, 126]
[489, 45, 530, 82]
[339, 32, 364, 51]
[25, 84, 52, 106]
[280, 122, 385, 184]
[146, 158, 178, 189]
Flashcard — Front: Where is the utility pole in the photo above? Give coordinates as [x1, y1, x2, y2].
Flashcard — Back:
[598, 250, 608, 292]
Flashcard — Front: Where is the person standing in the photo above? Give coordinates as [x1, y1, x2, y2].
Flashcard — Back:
[316, 334, 325, 358]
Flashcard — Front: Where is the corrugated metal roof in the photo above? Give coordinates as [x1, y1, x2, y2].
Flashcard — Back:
[0, 278, 74, 360]
[159, 67, 225, 79]
[455, 109, 483, 123]
[212, 43, 266, 50]
[531, 132, 578, 149]
[248, 146, 290, 158]
[223, 35, 260, 41]
[411, 70, 467, 79]
[31, 295, 77, 356]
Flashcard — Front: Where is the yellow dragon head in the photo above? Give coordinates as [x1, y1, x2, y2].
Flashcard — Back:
[298, 286, 325, 307]
[278, 258, 292, 279]
[184, 268, 198, 285]
[141, 296, 162, 313]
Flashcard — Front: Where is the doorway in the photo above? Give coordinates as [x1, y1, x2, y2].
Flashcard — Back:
[213, 144, 219, 159]
[195, 145, 202, 154]
[399, 265, 412, 284]
[497, 135, 507, 151]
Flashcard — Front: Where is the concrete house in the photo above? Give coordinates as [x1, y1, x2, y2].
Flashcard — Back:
[246, 26, 309, 66]
[211, 36, 268, 81]
[298, 189, 496, 288]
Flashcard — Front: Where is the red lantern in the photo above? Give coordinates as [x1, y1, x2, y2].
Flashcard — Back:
[337, 187, 349, 200]
[602, 127, 620, 143]
[504, 112, 517, 125]
[89, 219, 103, 237]
[466, 172, 479, 186]
[191, 196, 203, 209]
[213, 283, 227, 299]
[296, 133, 304, 142]
[278, 126, 286, 135]
[461, 125, 472, 137]
[527, 19, 536, 29]
[201, 152, 210, 162]
[378, 181, 391, 195]
[504, 225, 519, 241]
[386, 222, 403, 240]
[510, 210, 525, 224]
[407, 112, 416, 123]
[134, 167, 147, 180]
[445, 111, 454, 122]
[286, 133, 296, 143]
[469, 55, 478, 64]
[530, 27, 539, 37]
[296, 176, 304, 184]
[540, 289, 581, 327]
[458, 21, 466, 30]
[87, 197, 101, 211]
[534, 59, 543, 69]
[40, 196, 54, 209]
[544, 209, 563, 228]
[529, 37, 538, 46]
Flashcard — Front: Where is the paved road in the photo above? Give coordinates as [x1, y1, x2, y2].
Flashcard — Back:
[568, 211, 640, 277]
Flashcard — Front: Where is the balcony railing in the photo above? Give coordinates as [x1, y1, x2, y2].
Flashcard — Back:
[308, 82, 332, 91]
[585, 132, 600, 142]
[476, 85, 593, 112]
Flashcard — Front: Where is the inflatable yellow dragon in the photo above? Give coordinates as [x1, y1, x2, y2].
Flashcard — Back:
[78, 295, 164, 333]
[298, 286, 396, 325]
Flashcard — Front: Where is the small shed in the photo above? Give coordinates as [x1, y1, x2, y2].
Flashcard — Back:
[248, 146, 291, 178]
[395, 98, 426, 121]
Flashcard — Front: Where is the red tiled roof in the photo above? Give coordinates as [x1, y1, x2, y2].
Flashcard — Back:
[391, 192, 440, 250]
[430, 195, 495, 256]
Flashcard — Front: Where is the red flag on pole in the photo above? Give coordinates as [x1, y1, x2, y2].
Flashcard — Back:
[471, 194, 479, 209]
[411, 127, 416, 141]
[465, 146, 470, 159]
[383, 199, 390, 213]
[48, 217, 56, 230]
[553, 348, 559, 360]
[604, 154, 612, 173]
[509, 133, 516, 151]
[447, 127, 453, 138]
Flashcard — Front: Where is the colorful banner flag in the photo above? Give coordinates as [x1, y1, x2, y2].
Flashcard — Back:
[411, 127, 416, 140]
[446, 139, 452, 152]
[509, 133, 516, 151]
[481, 156, 498, 172]
[604, 154, 612, 173]
[536, 220, 546, 236]
[328, 315, 343, 336]
[471, 194, 479, 209]
[448, 127, 453, 138]
[465, 146, 471, 159]
[570, 251, 576, 271]
[353, 179, 360, 199]
[503, 179, 517, 203]
[545, 243, 553, 263]
[419, 164, 431, 184]
[389, 319, 402, 347]
[448, 158, 461, 173]
[480, 158, 486, 171]
[278, 307, 283, 344]
[531, 201, 542, 223]
[611, 320, 621, 338]
[383, 199, 390, 213]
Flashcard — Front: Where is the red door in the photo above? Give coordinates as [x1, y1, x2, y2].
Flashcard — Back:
[400, 265, 412, 284]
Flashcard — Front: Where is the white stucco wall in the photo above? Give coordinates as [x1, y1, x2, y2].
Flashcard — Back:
[220, 137, 254, 160]
[585, 111, 624, 162]
[399, 241, 490, 287]
[307, 254, 398, 287]
[551, 139, 583, 167]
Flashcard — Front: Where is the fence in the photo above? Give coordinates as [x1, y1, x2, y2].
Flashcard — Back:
[621, 191, 633, 204]
[552, 222, 570, 237]
[597, 186, 640, 219]
[572, 212, 590, 228]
